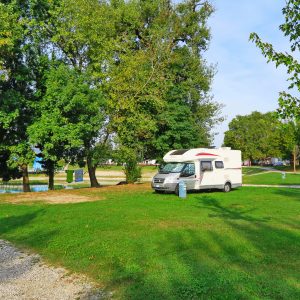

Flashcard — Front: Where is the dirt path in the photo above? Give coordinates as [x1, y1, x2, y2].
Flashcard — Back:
[0, 240, 107, 300]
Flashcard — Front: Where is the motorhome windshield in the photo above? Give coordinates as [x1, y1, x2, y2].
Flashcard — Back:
[159, 163, 186, 174]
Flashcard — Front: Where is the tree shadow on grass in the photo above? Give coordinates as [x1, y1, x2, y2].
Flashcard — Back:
[274, 188, 300, 201]
[0, 209, 45, 235]
[107, 222, 300, 300]
[108, 231, 249, 300]
[106, 194, 299, 299]
[195, 195, 271, 222]
[0, 209, 59, 248]
[225, 220, 300, 298]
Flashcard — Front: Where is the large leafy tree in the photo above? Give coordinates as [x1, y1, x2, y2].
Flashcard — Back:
[41, 0, 115, 186]
[224, 112, 286, 163]
[47, 0, 221, 183]
[107, 0, 222, 180]
[29, 64, 106, 189]
[0, 0, 51, 191]
[1, 0, 223, 188]
[148, 45, 222, 161]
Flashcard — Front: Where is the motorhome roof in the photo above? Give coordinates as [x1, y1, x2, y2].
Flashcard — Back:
[164, 147, 233, 163]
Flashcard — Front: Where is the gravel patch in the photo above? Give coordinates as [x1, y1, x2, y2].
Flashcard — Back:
[0, 240, 108, 300]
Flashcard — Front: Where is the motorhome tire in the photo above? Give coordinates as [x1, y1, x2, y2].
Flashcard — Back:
[223, 182, 231, 192]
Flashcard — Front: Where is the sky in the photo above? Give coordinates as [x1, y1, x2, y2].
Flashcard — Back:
[200, 0, 291, 146]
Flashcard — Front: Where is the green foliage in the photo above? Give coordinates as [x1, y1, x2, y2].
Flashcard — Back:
[146, 45, 223, 159]
[8, 143, 35, 169]
[224, 111, 287, 161]
[124, 161, 142, 184]
[87, 143, 112, 168]
[28, 64, 105, 164]
[42, 1, 114, 185]
[0, 2, 22, 64]
[250, 0, 300, 120]
[0, 0, 53, 185]
[113, 146, 142, 183]
[279, 121, 300, 160]
[107, 0, 222, 161]
[0, 150, 21, 181]
[0, 187, 299, 299]
[1, 0, 222, 185]
[48, 0, 116, 72]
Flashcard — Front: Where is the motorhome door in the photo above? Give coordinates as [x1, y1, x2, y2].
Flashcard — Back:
[180, 163, 197, 190]
[199, 160, 215, 188]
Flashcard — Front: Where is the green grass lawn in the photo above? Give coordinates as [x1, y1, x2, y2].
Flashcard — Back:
[242, 166, 267, 175]
[0, 186, 299, 299]
[243, 172, 300, 185]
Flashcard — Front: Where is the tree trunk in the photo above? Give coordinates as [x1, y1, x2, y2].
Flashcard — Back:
[293, 145, 297, 173]
[87, 157, 100, 187]
[21, 164, 31, 192]
[48, 164, 55, 190]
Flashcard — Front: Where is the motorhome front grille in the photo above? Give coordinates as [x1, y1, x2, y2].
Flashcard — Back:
[154, 178, 165, 184]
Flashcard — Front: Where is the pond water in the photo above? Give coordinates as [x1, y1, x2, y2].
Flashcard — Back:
[0, 185, 49, 194]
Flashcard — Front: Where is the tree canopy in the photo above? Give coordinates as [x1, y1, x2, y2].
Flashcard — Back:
[1, 0, 222, 188]
[223, 111, 290, 162]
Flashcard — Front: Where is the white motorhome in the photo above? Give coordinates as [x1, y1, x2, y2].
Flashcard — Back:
[151, 147, 242, 194]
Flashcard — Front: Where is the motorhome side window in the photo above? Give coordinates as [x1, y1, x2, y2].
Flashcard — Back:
[215, 161, 224, 169]
[181, 163, 195, 176]
[201, 161, 212, 171]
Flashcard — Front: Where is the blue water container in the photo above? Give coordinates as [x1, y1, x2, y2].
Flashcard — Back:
[178, 180, 187, 198]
